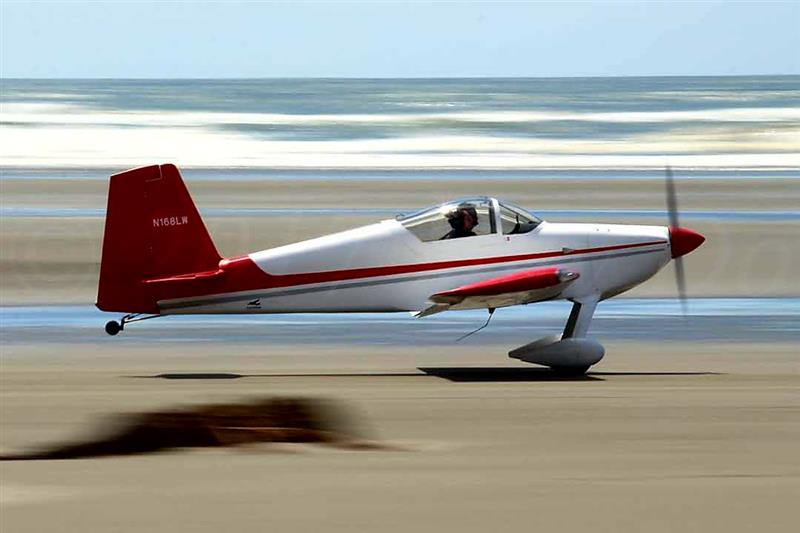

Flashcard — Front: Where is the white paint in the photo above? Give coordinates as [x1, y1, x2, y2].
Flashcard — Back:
[160, 216, 671, 316]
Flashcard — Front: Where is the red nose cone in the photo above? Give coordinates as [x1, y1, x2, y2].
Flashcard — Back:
[669, 226, 705, 258]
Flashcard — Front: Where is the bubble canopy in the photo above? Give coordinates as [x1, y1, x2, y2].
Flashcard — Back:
[397, 197, 542, 242]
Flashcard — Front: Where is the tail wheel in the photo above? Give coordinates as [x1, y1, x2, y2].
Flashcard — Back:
[103, 314, 161, 336]
[105, 321, 122, 336]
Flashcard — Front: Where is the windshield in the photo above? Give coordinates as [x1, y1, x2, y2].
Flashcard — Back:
[498, 201, 541, 235]
[397, 197, 496, 242]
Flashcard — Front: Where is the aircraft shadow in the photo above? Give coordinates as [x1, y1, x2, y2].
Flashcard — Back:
[417, 368, 721, 382]
[131, 370, 593, 382]
[417, 367, 604, 382]
[132, 372, 422, 380]
[130, 370, 719, 382]
[143, 373, 246, 380]
[590, 371, 721, 376]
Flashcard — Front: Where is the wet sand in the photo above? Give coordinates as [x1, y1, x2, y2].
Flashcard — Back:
[3, 176, 799, 210]
[1, 342, 798, 532]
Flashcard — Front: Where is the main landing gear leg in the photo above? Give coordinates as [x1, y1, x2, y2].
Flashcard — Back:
[562, 297, 598, 340]
[104, 313, 161, 336]
[508, 296, 605, 374]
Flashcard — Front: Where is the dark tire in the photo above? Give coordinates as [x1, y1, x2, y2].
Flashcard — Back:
[550, 365, 590, 376]
[105, 321, 121, 336]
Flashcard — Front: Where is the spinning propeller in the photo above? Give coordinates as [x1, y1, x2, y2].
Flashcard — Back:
[665, 166, 705, 315]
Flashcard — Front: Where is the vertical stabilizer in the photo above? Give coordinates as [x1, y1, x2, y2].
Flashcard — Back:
[96, 164, 221, 313]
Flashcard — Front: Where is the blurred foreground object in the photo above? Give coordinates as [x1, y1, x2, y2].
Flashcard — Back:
[1, 397, 382, 460]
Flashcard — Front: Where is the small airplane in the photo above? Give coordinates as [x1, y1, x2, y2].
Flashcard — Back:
[97, 164, 704, 374]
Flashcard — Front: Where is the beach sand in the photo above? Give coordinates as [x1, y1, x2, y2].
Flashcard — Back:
[1, 342, 798, 532]
[3, 176, 799, 210]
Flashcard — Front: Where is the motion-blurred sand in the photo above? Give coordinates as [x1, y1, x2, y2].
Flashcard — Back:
[1, 343, 798, 532]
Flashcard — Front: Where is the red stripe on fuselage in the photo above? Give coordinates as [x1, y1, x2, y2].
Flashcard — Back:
[154, 239, 665, 304]
[246, 239, 665, 288]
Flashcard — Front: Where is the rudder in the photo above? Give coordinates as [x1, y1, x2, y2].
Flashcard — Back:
[96, 164, 221, 313]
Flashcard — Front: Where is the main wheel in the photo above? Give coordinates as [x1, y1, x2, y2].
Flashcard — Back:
[105, 320, 121, 336]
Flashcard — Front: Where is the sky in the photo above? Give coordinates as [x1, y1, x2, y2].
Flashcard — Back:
[1, 1, 798, 78]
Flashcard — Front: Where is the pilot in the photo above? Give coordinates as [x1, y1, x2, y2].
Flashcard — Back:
[441, 203, 479, 239]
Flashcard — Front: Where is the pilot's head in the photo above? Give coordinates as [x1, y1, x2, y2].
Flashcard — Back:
[446, 204, 478, 231]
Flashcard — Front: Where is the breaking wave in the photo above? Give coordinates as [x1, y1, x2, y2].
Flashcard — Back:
[1, 78, 798, 171]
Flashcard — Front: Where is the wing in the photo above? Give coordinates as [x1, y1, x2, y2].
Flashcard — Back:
[415, 267, 579, 318]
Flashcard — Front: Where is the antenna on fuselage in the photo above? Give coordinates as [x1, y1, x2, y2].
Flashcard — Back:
[456, 308, 496, 342]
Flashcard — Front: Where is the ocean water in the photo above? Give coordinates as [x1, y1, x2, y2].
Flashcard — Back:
[1, 77, 798, 177]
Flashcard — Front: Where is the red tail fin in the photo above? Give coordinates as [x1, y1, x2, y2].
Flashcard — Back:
[96, 164, 221, 313]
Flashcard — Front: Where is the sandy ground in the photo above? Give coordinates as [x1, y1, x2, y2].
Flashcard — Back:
[1, 342, 798, 532]
[3, 176, 799, 210]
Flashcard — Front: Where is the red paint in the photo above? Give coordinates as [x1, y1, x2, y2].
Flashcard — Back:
[96, 164, 221, 313]
[669, 227, 705, 258]
[432, 267, 570, 303]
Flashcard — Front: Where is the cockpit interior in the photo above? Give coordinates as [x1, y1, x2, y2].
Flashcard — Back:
[397, 197, 542, 242]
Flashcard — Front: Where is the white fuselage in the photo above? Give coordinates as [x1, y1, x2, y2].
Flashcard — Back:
[159, 218, 672, 315]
